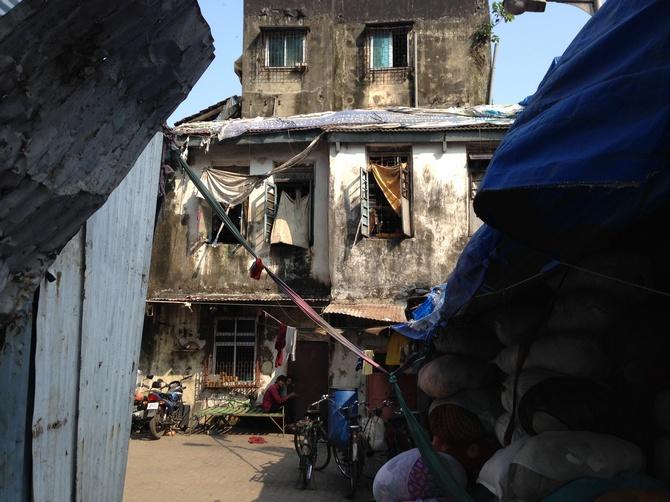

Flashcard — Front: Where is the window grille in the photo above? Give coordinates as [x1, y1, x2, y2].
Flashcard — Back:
[362, 25, 412, 83]
[213, 318, 257, 382]
[264, 30, 305, 68]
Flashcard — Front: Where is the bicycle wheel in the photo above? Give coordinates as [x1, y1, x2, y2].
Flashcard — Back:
[332, 444, 351, 478]
[314, 426, 331, 471]
[347, 437, 365, 499]
[298, 453, 313, 489]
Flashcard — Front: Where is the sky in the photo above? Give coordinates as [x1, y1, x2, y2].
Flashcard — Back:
[168, 0, 591, 125]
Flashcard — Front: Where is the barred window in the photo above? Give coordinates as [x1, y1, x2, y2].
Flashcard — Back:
[264, 30, 306, 68]
[367, 27, 409, 69]
[213, 318, 257, 382]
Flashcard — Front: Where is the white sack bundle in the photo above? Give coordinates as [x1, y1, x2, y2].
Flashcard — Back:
[547, 290, 620, 334]
[494, 336, 610, 379]
[506, 431, 644, 501]
[433, 326, 501, 361]
[418, 354, 489, 399]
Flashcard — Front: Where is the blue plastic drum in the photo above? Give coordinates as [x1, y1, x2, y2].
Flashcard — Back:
[328, 388, 358, 449]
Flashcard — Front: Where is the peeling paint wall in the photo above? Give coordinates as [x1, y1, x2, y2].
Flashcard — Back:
[147, 142, 331, 301]
[328, 141, 471, 301]
[241, 0, 490, 117]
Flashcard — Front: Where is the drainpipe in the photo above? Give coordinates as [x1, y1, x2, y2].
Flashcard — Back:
[413, 31, 419, 107]
[487, 42, 499, 105]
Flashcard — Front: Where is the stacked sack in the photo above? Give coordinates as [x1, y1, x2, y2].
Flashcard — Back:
[475, 253, 666, 500]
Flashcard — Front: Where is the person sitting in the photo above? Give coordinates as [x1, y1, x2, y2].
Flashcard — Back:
[262, 375, 296, 412]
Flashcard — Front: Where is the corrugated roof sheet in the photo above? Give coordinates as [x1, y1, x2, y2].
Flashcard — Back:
[148, 293, 330, 304]
[323, 303, 407, 323]
[172, 105, 520, 141]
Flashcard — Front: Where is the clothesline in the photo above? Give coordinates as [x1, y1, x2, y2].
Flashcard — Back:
[171, 143, 471, 502]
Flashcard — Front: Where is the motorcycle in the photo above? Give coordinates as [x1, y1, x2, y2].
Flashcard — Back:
[145, 375, 193, 440]
[131, 372, 155, 434]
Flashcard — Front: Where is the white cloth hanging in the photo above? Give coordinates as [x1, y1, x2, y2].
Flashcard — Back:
[286, 326, 298, 361]
[270, 192, 310, 249]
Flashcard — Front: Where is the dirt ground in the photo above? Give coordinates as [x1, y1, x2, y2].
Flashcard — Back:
[123, 427, 376, 502]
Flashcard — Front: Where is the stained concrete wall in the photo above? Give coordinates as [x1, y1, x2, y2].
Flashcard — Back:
[241, 0, 490, 117]
[147, 142, 330, 301]
[328, 141, 471, 302]
[141, 303, 320, 408]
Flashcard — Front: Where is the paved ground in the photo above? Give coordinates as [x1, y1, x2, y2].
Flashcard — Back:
[123, 429, 376, 502]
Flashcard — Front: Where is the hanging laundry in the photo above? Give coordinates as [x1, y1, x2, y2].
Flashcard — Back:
[385, 332, 410, 366]
[363, 350, 375, 376]
[275, 323, 287, 367]
[270, 192, 310, 249]
[286, 326, 297, 361]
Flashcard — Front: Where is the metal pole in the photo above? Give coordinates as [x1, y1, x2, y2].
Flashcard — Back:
[487, 42, 499, 105]
[414, 31, 419, 107]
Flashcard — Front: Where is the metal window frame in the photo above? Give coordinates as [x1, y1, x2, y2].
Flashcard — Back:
[264, 30, 306, 69]
[367, 26, 411, 70]
[213, 316, 257, 382]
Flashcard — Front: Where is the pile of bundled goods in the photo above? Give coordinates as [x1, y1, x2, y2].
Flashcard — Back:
[375, 252, 670, 502]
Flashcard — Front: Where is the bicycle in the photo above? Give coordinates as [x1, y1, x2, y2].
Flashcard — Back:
[293, 395, 331, 489]
[332, 400, 368, 499]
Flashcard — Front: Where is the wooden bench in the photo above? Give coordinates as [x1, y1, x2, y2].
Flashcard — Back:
[194, 404, 285, 435]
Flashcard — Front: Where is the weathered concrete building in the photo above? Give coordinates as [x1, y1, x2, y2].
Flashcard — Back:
[142, 108, 515, 414]
[140, 0, 509, 417]
[240, 0, 492, 117]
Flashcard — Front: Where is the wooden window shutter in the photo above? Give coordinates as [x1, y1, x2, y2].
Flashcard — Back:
[360, 165, 370, 237]
[264, 181, 277, 243]
[400, 164, 412, 237]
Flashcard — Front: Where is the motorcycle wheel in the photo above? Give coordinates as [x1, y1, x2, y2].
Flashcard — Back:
[148, 410, 167, 439]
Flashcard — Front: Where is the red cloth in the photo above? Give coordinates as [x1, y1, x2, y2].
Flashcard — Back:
[275, 323, 287, 367]
[249, 257, 264, 280]
[262, 382, 289, 412]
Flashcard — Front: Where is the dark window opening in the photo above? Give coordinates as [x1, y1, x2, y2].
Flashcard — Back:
[362, 151, 412, 239]
[210, 203, 243, 244]
[368, 27, 410, 69]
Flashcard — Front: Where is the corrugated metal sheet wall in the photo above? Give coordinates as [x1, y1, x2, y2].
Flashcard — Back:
[31, 133, 162, 501]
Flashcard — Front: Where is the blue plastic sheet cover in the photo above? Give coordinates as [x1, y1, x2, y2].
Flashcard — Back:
[393, 226, 551, 341]
[475, 0, 670, 259]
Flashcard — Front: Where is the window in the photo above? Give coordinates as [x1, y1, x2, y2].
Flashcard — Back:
[264, 29, 306, 68]
[264, 165, 314, 248]
[466, 142, 499, 236]
[367, 26, 410, 69]
[361, 150, 412, 239]
[206, 166, 248, 245]
[213, 318, 257, 382]
[210, 204, 244, 244]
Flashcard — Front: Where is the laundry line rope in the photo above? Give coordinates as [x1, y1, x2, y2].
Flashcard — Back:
[171, 144, 472, 502]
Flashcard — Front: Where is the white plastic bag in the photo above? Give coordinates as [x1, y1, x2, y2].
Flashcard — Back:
[362, 415, 387, 452]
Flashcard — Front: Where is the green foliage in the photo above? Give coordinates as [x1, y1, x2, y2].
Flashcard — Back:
[472, 1, 515, 51]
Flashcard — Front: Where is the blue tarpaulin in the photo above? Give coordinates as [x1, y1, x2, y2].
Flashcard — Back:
[475, 0, 670, 258]
[394, 0, 670, 338]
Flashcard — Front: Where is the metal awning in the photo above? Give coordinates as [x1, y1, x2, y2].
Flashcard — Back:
[323, 303, 407, 323]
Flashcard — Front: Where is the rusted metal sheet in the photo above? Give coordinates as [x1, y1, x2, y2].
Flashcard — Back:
[148, 293, 330, 303]
[75, 133, 162, 502]
[323, 302, 407, 323]
[29, 134, 162, 502]
[33, 231, 84, 502]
